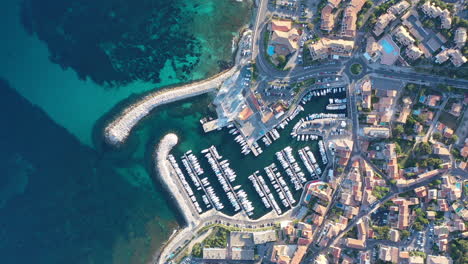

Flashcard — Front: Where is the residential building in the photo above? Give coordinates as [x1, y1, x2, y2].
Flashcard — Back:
[454, 27, 467, 48]
[308, 38, 355, 60]
[394, 26, 415, 46]
[363, 127, 390, 138]
[361, 79, 372, 109]
[203, 248, 228, 260]
[374, 13, 396, 36]
[388, 1, 410, 15]
[269, 20, 300, 56]
[321, 0, 342, 31]
[406, 45, 423, 60]
[436, 49, 468, 67]
[420, 2, 452, 29]
[426, 255, 453, 264]
[341, 0, 366, 38]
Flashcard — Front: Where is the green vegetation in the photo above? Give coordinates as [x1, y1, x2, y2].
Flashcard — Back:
[276, 55, 287, 69]
[373, 225, 391, 240]
[356, 0, 373, 29]
[202, 227, 229, 248]
[400, 230, 410, 240]
[372, 186, 390, 199]
[432, 132, 442, 141]
[192, 243, 203, 257]
[374, 0, 398, 16]
[429, 179, 442, 187]
[409, 251, 426, 258]
[393, 124, 404, 137]
[350, 63, 363, 75]
[416, 142, 432, 156]
[413, 208, 429, 231]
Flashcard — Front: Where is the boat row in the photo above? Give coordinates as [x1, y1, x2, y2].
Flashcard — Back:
[234, 133, 252, 156]
[288, 105, 304, 121]
[167, 154, 203, 213]
[261, 128, 280, 147]
[328, 98, 347, 104]
[301, 87, 346, 104]
[292, 134, 320, 141]
[237, 189, 255, 216]
[204, 145, 245, 213]
[205, 186, 224, 211]
[306, 113, 346, 121]
[326, 104, 347, 110]
[264, 164, 296, 207]
[248, 174, 271, 209]
[275, 147, 306, 191]
[256, 172, 283, 215]
[318, 140, 328, 165]
[298, 147, 319, 180]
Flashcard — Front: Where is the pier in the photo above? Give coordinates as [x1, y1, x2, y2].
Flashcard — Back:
[264, 164, 294, 208]
[181, 152, 215, 210]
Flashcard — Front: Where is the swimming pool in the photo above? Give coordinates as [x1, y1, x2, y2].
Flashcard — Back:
[381, 39, 398, 55]
[267, 45, 275, 56]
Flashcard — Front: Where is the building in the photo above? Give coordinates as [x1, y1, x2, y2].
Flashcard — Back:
[406, 45, 423, 60]
[364, 36, 383, 62]
[308, 38, 355, 60]
[437, 49, 468, 67]
[321, 0, 342, 31]
[253, 230, 277, 244]
[203, 248, 228, 260]
[321, 5, 336, 32]
[374, 13, 396, 36]
[379, 245, 399, 263]
[394, 26, 415, 46]
[360, 79, 372, 109]
[269, 20, 300, 56]
[409, 256, 425, 264]
[389, 229, 400, 242]
[341, 0, 366, 38]
[420, 2, 452, 29]
[388, 1, 410, 15]
[426, 255, 453, 264]
[363, 127, 390, 138]
[455, 27, 467, 48]
[271, 245, 297, 264]
[450, 103, 462, 117]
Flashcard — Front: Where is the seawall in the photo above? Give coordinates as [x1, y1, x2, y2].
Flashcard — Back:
[104, 67, 237, 146]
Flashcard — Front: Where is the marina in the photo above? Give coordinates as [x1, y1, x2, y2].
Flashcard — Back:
[164, 88, 347, 219]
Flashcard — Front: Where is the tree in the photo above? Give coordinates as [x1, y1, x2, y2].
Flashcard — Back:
[417, 142, 432, 155]
[432, 132, 442, 141]
[393, 125, 404, 137]
[449, 238, 468, 264]
[401, 230, 410, 240]
[450, 135, 459, 144]
[277, 55, 286, 67]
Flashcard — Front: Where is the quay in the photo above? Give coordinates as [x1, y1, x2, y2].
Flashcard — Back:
[105, 67, 238, 146]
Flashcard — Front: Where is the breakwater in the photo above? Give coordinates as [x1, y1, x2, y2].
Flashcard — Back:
[104, 67, 238, 145]
[154, 133, 200, 227]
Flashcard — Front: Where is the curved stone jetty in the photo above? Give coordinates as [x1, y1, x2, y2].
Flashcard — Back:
[105, 67, 237, 145]
[155, 133, 199, 227]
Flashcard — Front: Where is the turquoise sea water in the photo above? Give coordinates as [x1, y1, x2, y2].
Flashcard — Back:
[0, 0, 252, 263]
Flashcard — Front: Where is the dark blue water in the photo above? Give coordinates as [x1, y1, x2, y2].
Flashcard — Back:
[0, 0, 252, 263]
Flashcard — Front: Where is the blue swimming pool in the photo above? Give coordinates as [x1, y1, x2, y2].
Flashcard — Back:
[267, 45, 275, 56]
[381, 39, 394, 54]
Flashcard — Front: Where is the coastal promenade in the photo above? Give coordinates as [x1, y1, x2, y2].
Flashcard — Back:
[104, 67, 237, 145]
